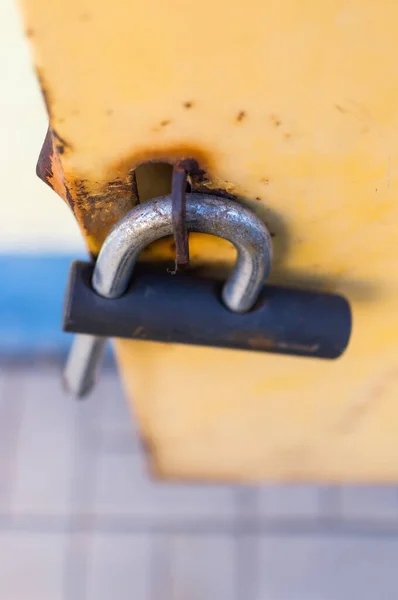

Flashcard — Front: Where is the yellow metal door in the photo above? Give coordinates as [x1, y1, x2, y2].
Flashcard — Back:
[19, 0, 398, 481]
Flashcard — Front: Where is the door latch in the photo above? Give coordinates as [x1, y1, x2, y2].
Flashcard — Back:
[63, 193, 351, 398]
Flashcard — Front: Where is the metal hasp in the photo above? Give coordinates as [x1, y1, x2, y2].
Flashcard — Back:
[63, 193, 273, 397]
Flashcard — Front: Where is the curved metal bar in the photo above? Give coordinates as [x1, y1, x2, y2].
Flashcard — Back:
[93, 193, 272, 313]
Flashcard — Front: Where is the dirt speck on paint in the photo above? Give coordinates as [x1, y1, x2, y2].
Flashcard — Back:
[337, 368, 398, 434]
[270, 114, 281, 127]
[51, 128, 73, 155]
[79, 13, 91, 21]
[236, 111, 246, 122]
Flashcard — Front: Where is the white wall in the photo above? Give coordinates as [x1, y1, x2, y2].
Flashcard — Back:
[0, 0, 85, 254]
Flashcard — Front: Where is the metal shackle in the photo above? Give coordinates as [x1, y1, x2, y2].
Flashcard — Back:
[64, 193, 273, 397]
[94, 192, 273, 312]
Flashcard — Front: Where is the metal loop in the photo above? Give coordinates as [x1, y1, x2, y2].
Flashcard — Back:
[93, 193, 272, 313]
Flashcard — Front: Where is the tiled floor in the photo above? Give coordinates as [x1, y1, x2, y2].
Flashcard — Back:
[1, 362, 398, 599]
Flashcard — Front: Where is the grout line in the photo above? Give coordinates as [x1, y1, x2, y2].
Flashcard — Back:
[62, 392, 104, 600]
[149, 534, 173, 600]
[234, 534, 258, 600]
[318, 485, 343, 526]
[0, 366, 29, 515]
[63, 529, 93, 600]
[234, 486, 259, 600]
[4, 514, 398, 539]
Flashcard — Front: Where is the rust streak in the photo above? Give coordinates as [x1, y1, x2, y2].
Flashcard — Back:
[171, 163, 189, 267]
[36, 131, 239, 257]
[236, 111, 246, 122]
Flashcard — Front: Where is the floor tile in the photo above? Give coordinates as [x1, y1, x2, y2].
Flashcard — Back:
[86, 533, 152, 600]
[0, 532, 66, 600]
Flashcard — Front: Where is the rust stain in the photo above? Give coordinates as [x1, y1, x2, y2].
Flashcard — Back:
[174, 157, 207, 185]
[132, 325, 145, 336]
[51, 129, 71, 149]
[171, 162, 189, 266]
[51, 128, 73, 155]
[36, 128, 240, 256]
[228, 329, 278, 351]
[232, 331, 320, 354]
[100, 144, 234, 243]
[270, 114, 281, 127]
[338, 397, 375, 434]
[36, 129, 140, 255]
[36, 128, 53, 186]
[183, 101, 194, 109]
[36, 128, 72, 207]
[247, 336, 277, 350]
[69, 174, 139, 253]
[236, 111, 246, 122]
[106, 143, 211, 180]
[338, 368, 398, 434]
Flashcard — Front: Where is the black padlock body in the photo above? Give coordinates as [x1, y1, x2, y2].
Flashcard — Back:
[63, 261, 352, 359]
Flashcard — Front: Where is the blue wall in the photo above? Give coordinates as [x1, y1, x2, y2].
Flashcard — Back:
[0, 255, 80, 354]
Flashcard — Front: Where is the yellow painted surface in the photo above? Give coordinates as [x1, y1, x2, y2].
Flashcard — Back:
[19, 0, 398, 480]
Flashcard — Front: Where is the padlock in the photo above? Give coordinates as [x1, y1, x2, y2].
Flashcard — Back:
[63, 193, 351, 398]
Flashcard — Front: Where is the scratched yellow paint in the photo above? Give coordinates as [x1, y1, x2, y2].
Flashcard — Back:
[19, 0, 398, 480]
